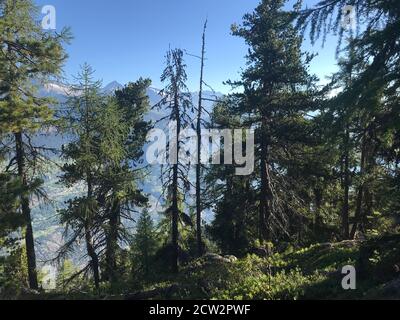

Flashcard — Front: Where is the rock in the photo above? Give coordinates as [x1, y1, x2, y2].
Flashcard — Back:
[124, 284, 181, 300]
[338, 240, 361, 248]
[224, 255, 238, 262]
[203, 253, 231, 263]
[20, 287, 40, 297]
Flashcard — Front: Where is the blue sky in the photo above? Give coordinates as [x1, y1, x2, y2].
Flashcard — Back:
[35, 0, 339, 93]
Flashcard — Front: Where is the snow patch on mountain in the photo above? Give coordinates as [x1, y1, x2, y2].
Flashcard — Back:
[43, 82, 75, 96]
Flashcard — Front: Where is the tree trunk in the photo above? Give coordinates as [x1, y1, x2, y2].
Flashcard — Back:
[171, 89, 180, 273]
[106, 202, 120, 283]
[85, 176, 100, 289]
[362, 187, 373, 233]
[15, 132, 38, 290]
[259, 119, 271, 243]
[172, 164, 179, 273]
[314, 187, 323, 235]
[350, 136, 366, 239]
[360, 130, 375, 234]
[196, 21, 207, 257]
[84, 221, 100, 288]
[341, 128, 350, 239]
[342, 44, 354, 240]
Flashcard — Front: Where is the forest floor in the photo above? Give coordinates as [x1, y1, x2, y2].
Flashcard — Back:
[141, 235, 400, 300]
[19, 234, 400, 300]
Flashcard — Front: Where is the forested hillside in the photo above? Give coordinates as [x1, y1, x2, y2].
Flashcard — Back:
[1, 0, 400, 300]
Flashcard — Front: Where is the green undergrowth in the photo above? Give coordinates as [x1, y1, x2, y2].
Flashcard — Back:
[12, 235, 400, 300]
[154, 235, 400, 300]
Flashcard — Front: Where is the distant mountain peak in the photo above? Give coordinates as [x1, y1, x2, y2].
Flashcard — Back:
[103, 81, 124, 93]
[43, 82, 72, 95]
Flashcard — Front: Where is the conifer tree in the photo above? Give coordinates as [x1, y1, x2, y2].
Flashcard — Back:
[154, 48, 193, 272]
[131, 209, 158, 278]
[59, 64, 103, 289]
[59, 68, 151, 287]
[298, 0, 400, 238]
[195, 21, 208, 257]
[229, 0, 318, 243]
[204, 97, 257, 255]
[0, 0, 70, 289]
[100, 80, 151, 284]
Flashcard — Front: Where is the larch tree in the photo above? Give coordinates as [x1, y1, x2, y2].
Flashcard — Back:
[58, 64, 104, 289]
[59, 70, 151, 288]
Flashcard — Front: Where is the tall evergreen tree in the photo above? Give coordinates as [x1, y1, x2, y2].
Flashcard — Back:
[100, 80, 151, 284]
[154, 48, 193, 272]
[229, 0, 318, 243]
[0, 0, 70, 289]
[195, 21, 207, 257]
[59, 64, 104, 289]
[298, 0, 400, 238]
[59, 68, 151, 287]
